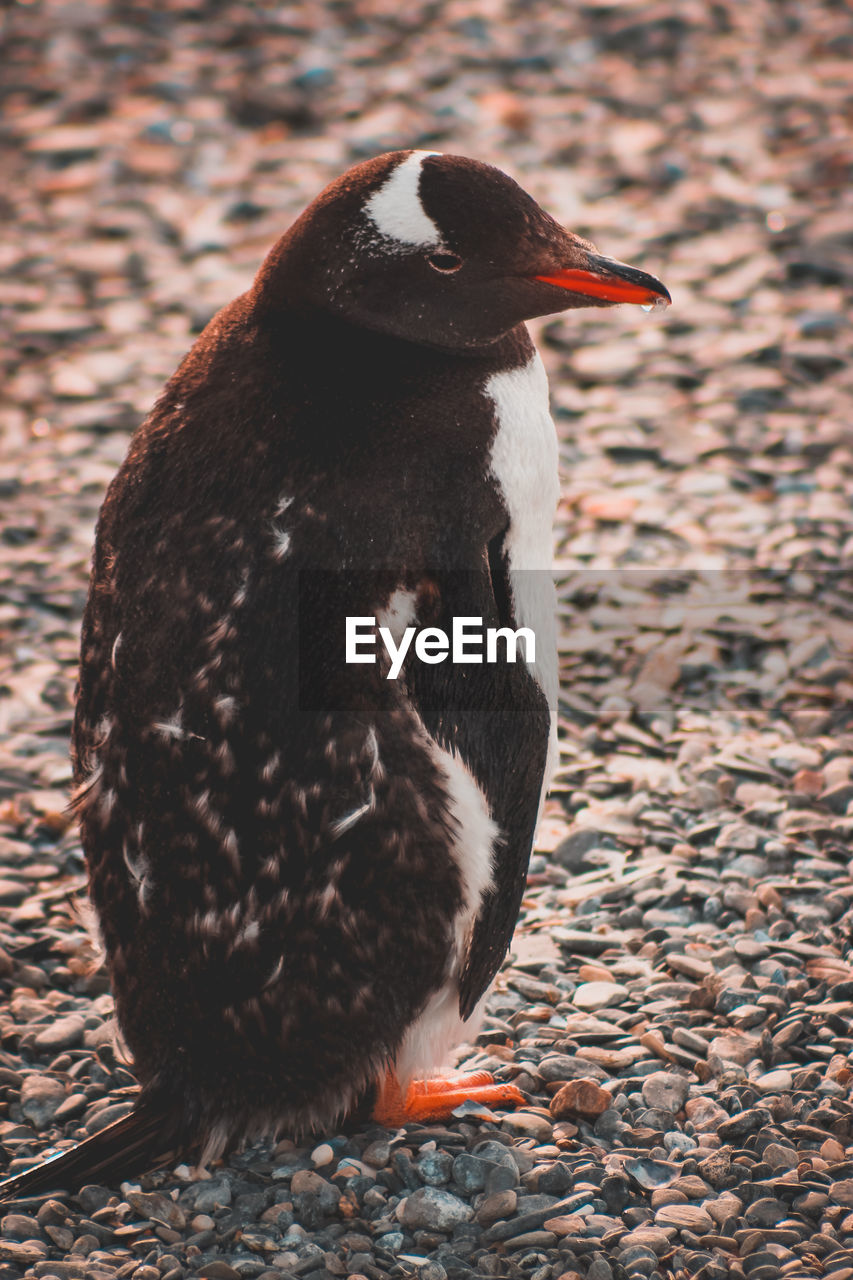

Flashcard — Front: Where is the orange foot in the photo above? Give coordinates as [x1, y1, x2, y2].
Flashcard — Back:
[372, 1067, 526, 1126]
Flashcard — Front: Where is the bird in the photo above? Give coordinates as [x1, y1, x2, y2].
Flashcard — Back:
[0, 150, 669, 1201]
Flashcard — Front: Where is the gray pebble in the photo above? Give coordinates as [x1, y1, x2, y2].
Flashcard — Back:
[642, 1071, 690, 1113]
[19, 1074, 66, 1127]
[191, 1178, 233, 1213]
[33, 1014, 86, 1053]
[400, 1187, 472, 1231]
[417, 1149, 453, 1186]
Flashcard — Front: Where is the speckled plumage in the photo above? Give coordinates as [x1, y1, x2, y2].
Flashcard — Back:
[1, 151, 669, 1197]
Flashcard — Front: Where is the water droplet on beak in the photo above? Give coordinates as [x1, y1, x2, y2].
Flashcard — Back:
[642, 295, 670, 313]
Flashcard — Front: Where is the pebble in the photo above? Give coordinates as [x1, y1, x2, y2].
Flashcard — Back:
[32, 1013, 86, 1052]
[501, 1111, 554, 1142]
[655, 1203, 714, 1233]
[474, 1190, 517, 1227]
[572, 981, 630, 1011]
[399, 1188, 473, 1232]
[641, 1071, 689, 1113]
[191, 1178, 232, 1213]
[19, 1074, 66, 1127]
[550, 1079, 611, 1120]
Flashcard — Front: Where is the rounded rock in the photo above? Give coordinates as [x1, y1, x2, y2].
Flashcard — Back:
[572, 981, 630, 1012]
[19, 1074, 66, 1128]
[641, 1071, 689, 1114]
[550, 1078, 611, 1121]
[399, 1186, 473, 1232]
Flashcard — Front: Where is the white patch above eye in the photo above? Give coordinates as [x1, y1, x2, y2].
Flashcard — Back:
[364, 151, 442, 249]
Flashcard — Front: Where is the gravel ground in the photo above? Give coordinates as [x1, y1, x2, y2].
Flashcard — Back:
[1, 1, 853, 1278]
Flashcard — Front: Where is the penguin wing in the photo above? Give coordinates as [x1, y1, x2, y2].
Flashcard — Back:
[407, 544, 552, 1021]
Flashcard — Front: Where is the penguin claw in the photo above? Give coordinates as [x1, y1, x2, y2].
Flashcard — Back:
[372, 1068, 526, 1126]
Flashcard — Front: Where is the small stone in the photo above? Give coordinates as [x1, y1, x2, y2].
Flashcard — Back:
[744, 1197, 788, 1226]
[76, 1186, 110, 1215]
[696, 1149, 732, 1188]
[664, 1132, 697, 1154]
[0, 1214, 42, 1240]
[650, 1188, 686, 1209]
[0, 1240, 48, 1265]
[716, 822, 759, 851]
[400, 1187, 473, 1231]
[641, 1072, 689, 1113]
[539, 1054, 608, 1083]
[707, 1031, 761, 1067]
[654, 1203, 713, 1233]
[290, 1169, 341, 1227]
[793, 769, 824, 796]
[770, 744, 822, 773]
[762, 1143, 797, 1170]
[830, 1179, 853, 1208]
[716, 1108, 771, 1141]
[665, 953, 713, 980]
[33, 1014, 86, 1053]
[194, 1264, 241, 1280]
[126, 1190, 186, 1229]
[754, 1069, 793, 1091]
[550, 1079, 611, 1120]
[501, 1111, 553, 1142]
[192, 1178, 232, 1213]
[543, 1214, 586, 1238]
[19, 1074, 66, 1127]
[310, 1142, 335, 1168]
[684, 1097, 728, 1131]
[417, 1149, 453, 1186]
[624, 1158, 680, 1191]
[452, 1153, 489, 1193]
[362, 1139, 391, 1168]
[85, 1101, 133, 1133]
[821, 1137, 845, 1162]
[474, 1189, 517, 1227]
[571, 981, 629, 1011]
[618, 1226, 674, 1256]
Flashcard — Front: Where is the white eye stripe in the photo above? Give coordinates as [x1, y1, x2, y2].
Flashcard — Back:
[364, 151, 442, 248]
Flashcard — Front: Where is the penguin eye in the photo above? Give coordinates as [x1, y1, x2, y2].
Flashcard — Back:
[427, 252, 463, 274]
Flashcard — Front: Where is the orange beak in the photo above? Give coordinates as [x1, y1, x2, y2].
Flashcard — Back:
[535, 253, 671, 308]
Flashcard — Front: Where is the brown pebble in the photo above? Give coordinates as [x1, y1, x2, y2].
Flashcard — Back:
[196, 1263, 242, 1280]
[755, 883, 783, 910]
[475, 1189, 517, 1227]
[549, 1078, 611, 1120]
[793, 768, 824, 795]
[651, 1188, 688, 1208]
[820, 1137, 845, 1162]
[640, 1030, 676, 1062]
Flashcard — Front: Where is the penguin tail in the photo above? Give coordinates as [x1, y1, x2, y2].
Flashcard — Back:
[0, 1096, 183, 1204]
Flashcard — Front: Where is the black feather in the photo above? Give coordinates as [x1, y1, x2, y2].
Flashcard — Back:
[0, 1098, 181, 1204]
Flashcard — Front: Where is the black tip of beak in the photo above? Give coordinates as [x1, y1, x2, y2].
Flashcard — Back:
[585, 252, 671, 306]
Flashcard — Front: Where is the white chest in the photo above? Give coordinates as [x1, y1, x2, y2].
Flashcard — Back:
[484, 352, 559, 715]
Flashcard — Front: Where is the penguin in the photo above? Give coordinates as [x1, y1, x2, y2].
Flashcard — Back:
[0, 151, 669, 1200]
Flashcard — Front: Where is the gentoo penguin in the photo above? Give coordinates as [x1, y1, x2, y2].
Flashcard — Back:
[0, 151, 669, 1198]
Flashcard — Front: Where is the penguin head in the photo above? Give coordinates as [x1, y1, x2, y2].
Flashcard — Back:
[256, 150, 670, 350]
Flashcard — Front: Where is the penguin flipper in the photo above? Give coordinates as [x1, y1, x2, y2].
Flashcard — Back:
[0, 1098, 181, 1204]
